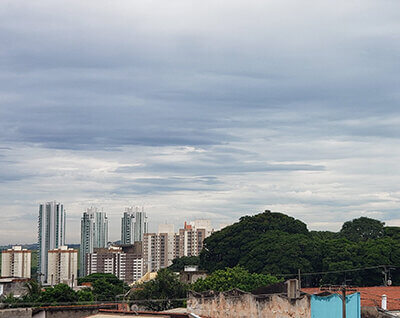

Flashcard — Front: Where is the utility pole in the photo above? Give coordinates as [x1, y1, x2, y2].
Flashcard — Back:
[298, 269, 301, 289]
[321, 285, 356, 318]
[341, 286, 346, 318]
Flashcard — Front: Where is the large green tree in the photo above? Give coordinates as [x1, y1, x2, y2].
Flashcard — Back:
[79, 273, 127, 301]
[340, 217, 385, 242]
[168, 256, 200, 272]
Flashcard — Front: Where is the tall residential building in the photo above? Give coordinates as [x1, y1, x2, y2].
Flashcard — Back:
[1, 246, 31, 278]
[179, 220, 213, 257]
[121, 210, 135, 245]
[38, 201, 66, 284]
[47, 246, 77, 286]
[122, 207, 148, 243]
[143, 225, 179, 273]
[86, 243, 143, 284]
[80, 207, 109, 277]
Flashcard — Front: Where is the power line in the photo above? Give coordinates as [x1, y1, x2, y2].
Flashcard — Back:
[272, 265, 398, 278]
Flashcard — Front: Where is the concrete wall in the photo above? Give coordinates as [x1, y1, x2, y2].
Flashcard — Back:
[187, 289, 311, 318]
[34, 308, 99, 318]
[0, 308, 32, 318]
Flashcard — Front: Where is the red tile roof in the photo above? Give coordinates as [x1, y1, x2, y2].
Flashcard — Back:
[303, 286, 400, 311]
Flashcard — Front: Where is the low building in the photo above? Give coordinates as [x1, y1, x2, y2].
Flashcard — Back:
[304, 286, 400, 316]
[1, 246, 31, 278]
[179, 266, 207, 284]
[0, 277, 30, 299]
[47, 246, 78, 286]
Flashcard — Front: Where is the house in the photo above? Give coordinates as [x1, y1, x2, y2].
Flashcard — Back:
[303, 286, 400, 317]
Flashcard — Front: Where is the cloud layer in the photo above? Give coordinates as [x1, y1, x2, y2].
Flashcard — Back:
[1, 0, 400, 244]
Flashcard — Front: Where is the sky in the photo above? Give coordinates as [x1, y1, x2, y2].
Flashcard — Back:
[0, 0, 400, 244]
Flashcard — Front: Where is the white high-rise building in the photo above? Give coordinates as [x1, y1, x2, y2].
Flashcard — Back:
[38, 201, 66, 284]
[47, 246, 77, 286]
[1, 246, 31, 278]
[80, 207, 109, 277]
[122, 207, 148, 243]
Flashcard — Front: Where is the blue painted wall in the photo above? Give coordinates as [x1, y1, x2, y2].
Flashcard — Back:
[311, 292, 361, 318]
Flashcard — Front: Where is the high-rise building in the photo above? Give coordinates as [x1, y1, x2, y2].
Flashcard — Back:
[38, 201, 66, 284]
[179, 220, 213, 257]
[121, 210, 135, 245]
[47, 246, 77, 286]
[80, 207, 109, 277]
[1, 246, 31, 278]
[122, 207, 148, 243]
[86, 243, 143, 284]
[143, 225, 179, 273]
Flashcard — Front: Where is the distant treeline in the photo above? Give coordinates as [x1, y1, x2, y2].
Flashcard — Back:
[198, 211, 400, 287]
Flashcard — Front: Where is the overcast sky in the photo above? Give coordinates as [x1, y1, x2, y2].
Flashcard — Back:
[1, 0, 400, 244]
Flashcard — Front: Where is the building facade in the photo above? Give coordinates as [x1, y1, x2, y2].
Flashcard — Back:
[179, 220, 213, 257]
[38, 201, 66, 283]
[80, 207, 109, 277]
[122, 207, 148, 243]
[86, 243, 143, 284]
[121, 210, 135, 245]
[1, 246, 31, 278]
[143, 225, 179, 273]
[47, 246, 78, 286]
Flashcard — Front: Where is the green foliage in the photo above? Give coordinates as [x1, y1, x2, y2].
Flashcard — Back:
[79, 273, 127, 301]
[340, 217, 385, 242]
[168, 256, 200, 272]
[200, 211, 309, 273]
[130, 269, 187, 311]
[191, 266, 280, 292]
[39, 284, 78, 305]
[77, 288, 95, 302]
[199, 210, 400, 287]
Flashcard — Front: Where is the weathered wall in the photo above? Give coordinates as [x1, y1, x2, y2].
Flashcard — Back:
[0, 308, 32, 318]
[187, 289, 311, 318]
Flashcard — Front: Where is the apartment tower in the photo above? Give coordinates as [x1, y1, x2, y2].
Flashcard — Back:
[47, 246, 78, 286]
[38, 201, 66, 283]
[121, 207, 148, 244]
[1, 246, 31, 278]
[80, 207, 109, 277]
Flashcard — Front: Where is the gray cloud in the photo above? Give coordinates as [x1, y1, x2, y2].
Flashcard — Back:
[1, 0, 400, 243]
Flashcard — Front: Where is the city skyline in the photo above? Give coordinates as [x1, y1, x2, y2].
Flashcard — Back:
[1, 0, 400, 245]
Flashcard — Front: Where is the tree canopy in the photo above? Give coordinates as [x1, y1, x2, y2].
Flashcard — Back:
[168, 256, 200, 272]
[340, 217, 385, 241]
[200, 211, 400, 286]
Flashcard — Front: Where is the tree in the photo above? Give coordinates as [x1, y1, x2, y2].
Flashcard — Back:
[130, 269, 187, 311]
[168, 256, 200, 272]
[79, 273, 127, 302]
[340, 217, 385, 242]
[191, 266, 280, 292]
[200, 211, 311, 273]
[76, 288, 94, 303]
[39, 284, 78, 305]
